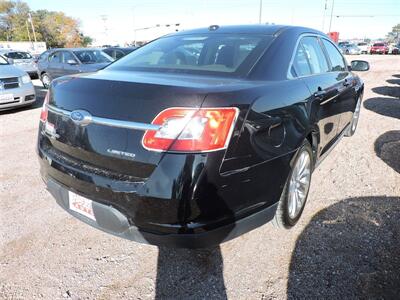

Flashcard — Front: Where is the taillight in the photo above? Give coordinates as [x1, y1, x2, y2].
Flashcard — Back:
[40, 91, 50, 123]
[142, 107, 239, 152]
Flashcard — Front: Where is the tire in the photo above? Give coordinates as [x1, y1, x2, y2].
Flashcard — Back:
[272, 140, 313, 229]
[345, 96, 361, 137]
[41, 73, 51, 89]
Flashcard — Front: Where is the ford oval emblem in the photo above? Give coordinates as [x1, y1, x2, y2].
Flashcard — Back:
[70, 110, 92, 126]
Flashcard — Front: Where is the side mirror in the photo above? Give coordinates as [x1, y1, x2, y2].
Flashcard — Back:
[66, 59, 78, 65]
[350, 60, 370, 72]
[7, 58, 14, 64]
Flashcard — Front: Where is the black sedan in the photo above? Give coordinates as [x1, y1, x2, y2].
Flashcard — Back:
[37, 25, 369, 248]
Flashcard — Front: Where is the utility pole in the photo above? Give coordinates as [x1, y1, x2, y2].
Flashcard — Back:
[100, 15, 108, 45]
[28, 13, 37, 42]
[25, 20, 31, 43]
[258, 0, 263, 24]
[322, 0, 328, 32]
[328, 0, 335, 33]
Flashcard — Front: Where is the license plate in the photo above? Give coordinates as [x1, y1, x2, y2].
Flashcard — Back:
[68, 191, 96, 221]
[0, 94, 14, 103]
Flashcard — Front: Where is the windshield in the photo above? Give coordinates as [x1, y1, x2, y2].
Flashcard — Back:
[107, 34, 272, 76]
[0, 55, 8, 65]
[373, 43, 384, 47]
[73, 50, 113, 64]
[5, 51, 32, 59]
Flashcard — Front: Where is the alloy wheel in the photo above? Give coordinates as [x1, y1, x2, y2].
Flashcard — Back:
[287, 150, 311, 219]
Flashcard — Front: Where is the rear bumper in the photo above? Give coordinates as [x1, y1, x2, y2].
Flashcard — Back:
[46, 177, 278, 248]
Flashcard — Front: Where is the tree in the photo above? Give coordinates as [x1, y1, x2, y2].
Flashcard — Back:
[387, 23, 400, 43]
[0, 0, 93, 47]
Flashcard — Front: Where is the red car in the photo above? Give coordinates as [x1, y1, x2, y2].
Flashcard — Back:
[370, 43, 389, 54]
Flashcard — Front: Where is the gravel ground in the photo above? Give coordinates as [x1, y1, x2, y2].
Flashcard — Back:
[0, 55, 399, 299]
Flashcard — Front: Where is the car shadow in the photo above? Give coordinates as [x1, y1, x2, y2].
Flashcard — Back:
[371, 86, 400, 99]
[0, 83, 46, 115]
[374, 130, 400, 173]
[287, 196, 400, 299]
[363, 97, 400, 119]
[387, 79, 400, 85]
[155, 246, 227, 299]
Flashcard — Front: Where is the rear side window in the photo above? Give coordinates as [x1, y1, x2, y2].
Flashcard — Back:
[300, 37, 329, 74]
[62, 51, 76, 63]
[291, 44, 312, 77]
[321, 39, 346, 72]
[108, 34, 273, 76]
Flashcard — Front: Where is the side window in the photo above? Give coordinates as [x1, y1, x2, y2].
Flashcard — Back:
[321, 39, 346, 72]
[300, 37, 329, 74]
[62, 51, 76, 63]
[115, 50, 125, 60]
[48, 52, 62, 63]
[291, 44, 312, 77]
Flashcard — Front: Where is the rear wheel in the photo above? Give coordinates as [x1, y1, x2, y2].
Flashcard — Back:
[345, 96, 361, 137]
[272, 141, 313, 229]
[41, 73, 51, 89]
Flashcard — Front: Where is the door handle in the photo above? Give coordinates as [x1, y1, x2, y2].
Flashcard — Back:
[343, 79, 350, 87]
[313, 90, 327, 99]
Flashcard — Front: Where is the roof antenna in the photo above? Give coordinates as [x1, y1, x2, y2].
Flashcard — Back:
[209, 25, 219, 31]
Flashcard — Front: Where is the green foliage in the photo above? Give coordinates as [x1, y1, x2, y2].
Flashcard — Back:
[387, 23, 400, 43]
[0, 0, 92, 47]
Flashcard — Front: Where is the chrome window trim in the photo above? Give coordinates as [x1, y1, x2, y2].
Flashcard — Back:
[47, 105, 160, 131]
[287, 33, 348, 80]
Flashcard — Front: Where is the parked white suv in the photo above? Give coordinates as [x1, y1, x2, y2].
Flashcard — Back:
[0, 55, 36, 110]
[357, 42, 370, 54]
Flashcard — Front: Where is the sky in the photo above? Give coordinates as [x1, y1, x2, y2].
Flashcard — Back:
[25, 0, 400, 45]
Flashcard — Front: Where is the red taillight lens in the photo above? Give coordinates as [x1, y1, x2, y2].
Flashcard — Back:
[142, 107, 239, 152]
[40, 91, 49, 123]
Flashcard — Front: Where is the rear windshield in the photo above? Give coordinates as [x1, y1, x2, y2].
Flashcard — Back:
[73, 50, 113, 64]
[5, 51, 32, 59]
[357, 42, 367, 46]
[108, 34, 273, 76]
[373, 43, 384, 47]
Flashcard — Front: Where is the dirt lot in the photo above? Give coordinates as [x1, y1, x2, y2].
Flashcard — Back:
[1, 55, 399, 299]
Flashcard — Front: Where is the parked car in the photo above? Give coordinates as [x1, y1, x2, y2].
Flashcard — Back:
[389, 43, 399, 54]
[0, 49, 39, 79]
[37, 25, 369, 248]
[341, 44, 361, 55]
[103, 47, 137, 60]
[357, 42, 370, 54]
[0, 54, 35, 110]
[370, 42, 389, 54]
[37, 48, 114, 88]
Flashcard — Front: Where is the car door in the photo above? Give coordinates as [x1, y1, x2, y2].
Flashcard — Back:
[291, 36, 341, 154]
[320, 38, 356, 135]
[47, 51, 64, 79]
[62, 51, 81, 76]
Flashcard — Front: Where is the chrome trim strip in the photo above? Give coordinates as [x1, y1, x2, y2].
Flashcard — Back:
[47, 105, 160, 131]
[320, 94, 338, 105]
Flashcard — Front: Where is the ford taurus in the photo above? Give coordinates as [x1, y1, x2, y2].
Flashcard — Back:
[37, 25, 369, 248]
